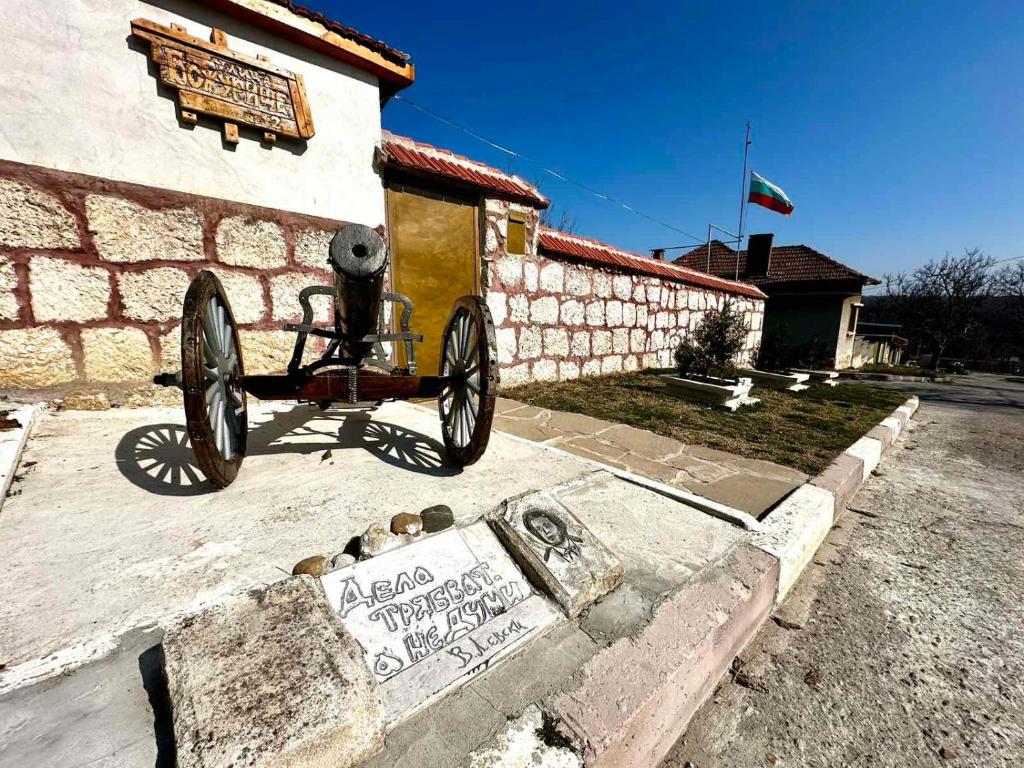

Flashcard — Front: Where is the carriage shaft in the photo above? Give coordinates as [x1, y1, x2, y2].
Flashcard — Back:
[241, 372, 451, 401]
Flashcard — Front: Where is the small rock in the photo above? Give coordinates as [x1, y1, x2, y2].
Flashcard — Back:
[421, 504, 455, 533]
[939, 746, 957, 760]
[291, 555, 327, 577]
[766, 753, 778, 765]
[359, 524, 409, 558]
[329, 552, 356, 571]
[390, 512, 423, 536]
[804, 667, 821, 687]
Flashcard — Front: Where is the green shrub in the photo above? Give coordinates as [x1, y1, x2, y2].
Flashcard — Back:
[674, 299, 748, 379]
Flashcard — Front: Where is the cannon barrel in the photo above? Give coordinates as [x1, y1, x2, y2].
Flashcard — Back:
[328, 224, 388, 363]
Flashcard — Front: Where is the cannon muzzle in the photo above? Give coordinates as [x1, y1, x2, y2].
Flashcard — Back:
[329, 224, 388, 363]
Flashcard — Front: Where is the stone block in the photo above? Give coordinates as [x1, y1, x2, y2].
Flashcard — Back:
[501, 363, 531, 387]
[622, 303, 637, 327]
[320, 525, 560, 723]
[593, 273, 612, 298]
[540, 262, 564, 292]
[570, 331, 590, 357]
[560, 360, 581, 380]
[585, 301, 605, 326]
[87, 195, 203, 263]
[605, 300, 622, 327]
[271, 272, 331, 322]
[81, 328, 155, 383]
[524, 263, 539, 291]
[216, 216, 287, 268]
[518, 327, 542, 360]
[294, 227, 334, 269]
[240, 330, 302, 374]
[533, 358, 558, 382]
[613, 275, 632, 301]
[30, 257, 110, 322]
[544, 328, 569, 357]
[0, 257, 19, 320]
[592, 330, 612, 355]
[867, 424, 896, 449]
[623, 354, 639, 372]
[581, 359, 601, 377]
[497, 327, 518, 365]
[0, 179, 80, 249]
[636, 305, 648, 327]
[565, 267, 591, 296]
[560, 299, 584, 326]
[630, 328, 647, 353]
[845, 436, 883, 480]
[530, 296, 559, 325]
[162, 576, 384, 768]
[751, 484, 835, 603]
[810, 452, 865, 521]
[207, 268, 267, 324]
[612, 328, 629, 354]
[0, 328, 76, 388]
[486, 291, 508, 326]
[117, 267, 190, 322]
[601, 355, 623, 374]
[490, 491, 623, 618]
[508, 294, 529, 322]
[496, 257, 523, 287]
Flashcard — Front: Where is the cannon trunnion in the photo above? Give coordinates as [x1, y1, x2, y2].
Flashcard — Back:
[156, 222, 498, 488]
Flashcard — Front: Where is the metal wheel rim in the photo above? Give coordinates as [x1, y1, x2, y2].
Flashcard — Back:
[440, 309, 481, 449]
[200, 294, 246, 460]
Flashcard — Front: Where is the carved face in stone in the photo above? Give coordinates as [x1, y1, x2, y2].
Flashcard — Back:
[523, 509, 566, 547]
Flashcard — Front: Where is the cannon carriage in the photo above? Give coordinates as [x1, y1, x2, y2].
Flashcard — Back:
[155, 223, 498, 487]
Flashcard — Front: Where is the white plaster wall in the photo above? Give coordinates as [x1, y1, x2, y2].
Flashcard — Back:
[0, 0, 385, 226]
[835, 295, 862, 368]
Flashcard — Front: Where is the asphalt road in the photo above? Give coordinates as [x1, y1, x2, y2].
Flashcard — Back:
[661, 375, 1024, 767]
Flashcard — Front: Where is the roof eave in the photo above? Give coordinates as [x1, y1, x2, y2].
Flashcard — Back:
[203, 0, 415, 94]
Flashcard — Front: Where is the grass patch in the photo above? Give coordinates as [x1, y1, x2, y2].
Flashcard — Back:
[502, 370, 907, 475]
[856, 363, 939, 378]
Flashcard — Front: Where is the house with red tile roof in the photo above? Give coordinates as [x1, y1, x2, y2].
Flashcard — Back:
[377, 133, 766, 384]
[674, 239, 880, 369]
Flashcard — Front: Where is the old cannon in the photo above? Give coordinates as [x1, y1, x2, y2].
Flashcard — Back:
[154, 223, 498, 488]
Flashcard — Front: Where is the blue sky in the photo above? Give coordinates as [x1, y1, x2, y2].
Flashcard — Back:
[316, 0, 1022, 285]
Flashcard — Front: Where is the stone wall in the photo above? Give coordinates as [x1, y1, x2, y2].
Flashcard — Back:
[479, 200, 764, 387]
[0, 160, 345, 407]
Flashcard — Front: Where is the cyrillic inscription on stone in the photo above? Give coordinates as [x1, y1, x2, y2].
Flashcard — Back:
[490, 490, 624, 618]
[320, 524, 560, 722]
[131, 18, 315, 141]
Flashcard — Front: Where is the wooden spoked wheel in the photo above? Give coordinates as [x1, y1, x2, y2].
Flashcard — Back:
[438, 296, 498, 467]
[181, 271, 248, 488]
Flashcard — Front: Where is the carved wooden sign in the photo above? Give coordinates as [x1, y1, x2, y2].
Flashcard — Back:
[131, 18, 314, 144]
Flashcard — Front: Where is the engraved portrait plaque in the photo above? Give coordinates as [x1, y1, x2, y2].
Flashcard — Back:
[320, 524, 561, 723]
[131, 18, 315, 142]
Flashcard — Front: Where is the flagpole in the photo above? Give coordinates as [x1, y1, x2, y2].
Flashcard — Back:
[736, 121, 752, 280]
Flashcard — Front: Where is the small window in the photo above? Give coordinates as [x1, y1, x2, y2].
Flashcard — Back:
[507, 212, 526, 254]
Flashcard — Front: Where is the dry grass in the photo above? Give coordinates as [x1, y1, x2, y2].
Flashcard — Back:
[502, 370, 907, 475]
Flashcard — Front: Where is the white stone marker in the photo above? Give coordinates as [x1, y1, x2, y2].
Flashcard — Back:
[489, 491, 624, 618]
[320, 523, 561, 724]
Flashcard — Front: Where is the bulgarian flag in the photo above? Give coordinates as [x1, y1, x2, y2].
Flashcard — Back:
[748, 172, 794, 215]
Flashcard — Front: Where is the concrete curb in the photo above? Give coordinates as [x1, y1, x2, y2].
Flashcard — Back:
[544, 545, 779, 768]
[751, 395, 919, 604]
[0, 403, 43, 513]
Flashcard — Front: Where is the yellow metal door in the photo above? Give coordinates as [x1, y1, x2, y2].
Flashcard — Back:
[386, 184, 478, 377]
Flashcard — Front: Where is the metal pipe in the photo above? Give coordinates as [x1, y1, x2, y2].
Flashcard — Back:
[328, 224, 388, 364]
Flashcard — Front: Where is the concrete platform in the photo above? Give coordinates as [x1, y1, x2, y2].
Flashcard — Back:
[0, 398, 755, 768]
[0, 401, 594, 686]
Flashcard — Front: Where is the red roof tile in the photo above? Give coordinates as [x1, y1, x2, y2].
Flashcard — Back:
[380, 132, 549, 208]
[262, 0, 410, 65]
[674, 240, 879, 287]
[538, 228, 766, 299]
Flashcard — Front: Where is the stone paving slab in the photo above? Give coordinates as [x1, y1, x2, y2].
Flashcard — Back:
[493, 398, 808, 517]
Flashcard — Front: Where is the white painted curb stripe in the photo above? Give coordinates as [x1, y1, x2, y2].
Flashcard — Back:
[0, 403, 43, 513]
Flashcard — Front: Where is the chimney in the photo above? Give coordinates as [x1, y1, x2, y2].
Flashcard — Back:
[745, 233, 774, 278]
[651, 248, 666, 261]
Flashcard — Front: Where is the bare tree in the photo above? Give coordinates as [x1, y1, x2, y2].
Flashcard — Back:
[994, 260, 1024, 358]
[539, 203, 578, 234]
[884, 248, 995, 369]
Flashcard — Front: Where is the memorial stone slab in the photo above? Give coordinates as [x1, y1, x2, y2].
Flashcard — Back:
[489, 490, 625, 618]
[320, 523, 562, 724]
